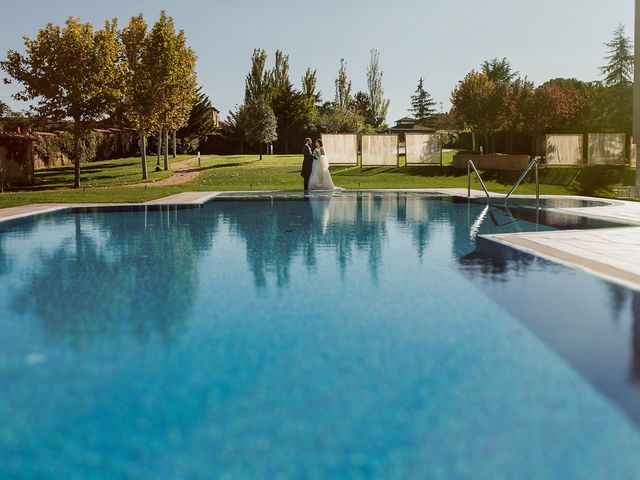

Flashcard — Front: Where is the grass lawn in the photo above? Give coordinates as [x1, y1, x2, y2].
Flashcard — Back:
[32, 154, 193, 189]
[0, 152, 636, 209]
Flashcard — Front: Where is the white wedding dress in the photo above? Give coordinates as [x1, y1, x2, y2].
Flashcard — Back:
[308, 147, 339, 191]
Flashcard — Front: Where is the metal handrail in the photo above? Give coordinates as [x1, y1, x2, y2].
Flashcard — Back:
[467, 160, 490, 198]
[505, 158, 540, 208]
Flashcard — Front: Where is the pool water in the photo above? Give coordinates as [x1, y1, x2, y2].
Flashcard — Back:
[1, 193, 639, 479]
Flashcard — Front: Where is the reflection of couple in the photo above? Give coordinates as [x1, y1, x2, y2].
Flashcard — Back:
[301, 138, 340, 191]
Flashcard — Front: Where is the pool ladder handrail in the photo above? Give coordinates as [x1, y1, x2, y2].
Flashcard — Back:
[505, 157, 540, 208]
[467, 160, 490, 198]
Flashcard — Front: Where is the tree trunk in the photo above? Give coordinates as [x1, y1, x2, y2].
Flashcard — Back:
[484, 133, 489, 153]
[240, 140, 244, 155]
[260, 143, 263, 161]
[156, 128, 162, 170]
[73, 126, 81, 189]
[163, 129, 169, 170]
[471, 132, 476, 152]
[140, 129, 148, 180]
[172, 130, 177, 158]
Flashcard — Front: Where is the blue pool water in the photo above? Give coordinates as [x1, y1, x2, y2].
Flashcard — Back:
[1, 192, 640, 479]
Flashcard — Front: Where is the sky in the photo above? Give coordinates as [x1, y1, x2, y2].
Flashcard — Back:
[0, 0, 634, 123]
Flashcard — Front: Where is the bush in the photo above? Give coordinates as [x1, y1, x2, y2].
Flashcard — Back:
[32, 130, 138, 168]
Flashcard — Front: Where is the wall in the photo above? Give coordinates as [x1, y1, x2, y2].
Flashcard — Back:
[453, 153, 531, 171]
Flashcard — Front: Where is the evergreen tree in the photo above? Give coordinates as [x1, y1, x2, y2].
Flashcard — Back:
[599, 25, 634, 133]
[600, 24, 633, 87]
[351, 91, 372, 121]
[366, 48, 389, 129]
[177, 86, 217, 152]
[409, 77, 437, 122]
[481, 57, 518, 83]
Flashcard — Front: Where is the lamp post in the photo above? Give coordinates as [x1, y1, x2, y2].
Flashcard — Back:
[634, 0, 640, 194]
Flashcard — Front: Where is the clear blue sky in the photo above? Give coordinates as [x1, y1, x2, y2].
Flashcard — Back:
[0, 0, 634, 123]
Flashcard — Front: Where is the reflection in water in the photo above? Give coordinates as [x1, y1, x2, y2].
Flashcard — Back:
[219, 195, 395, 286]
[10, 207, 216, 349]
[3, 193, 640, 427]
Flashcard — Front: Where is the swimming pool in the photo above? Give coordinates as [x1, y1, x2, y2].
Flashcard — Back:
[1, 192, 639, 478]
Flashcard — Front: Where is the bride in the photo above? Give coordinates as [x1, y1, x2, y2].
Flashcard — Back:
[308, 139, 340, 191]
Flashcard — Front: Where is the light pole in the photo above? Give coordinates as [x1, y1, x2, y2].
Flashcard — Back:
[634, 0, 640, 193]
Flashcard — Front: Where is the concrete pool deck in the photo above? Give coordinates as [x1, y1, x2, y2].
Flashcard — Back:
[0, 189, 639, 290]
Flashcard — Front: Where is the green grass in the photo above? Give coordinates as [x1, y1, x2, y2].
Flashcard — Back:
[0, 153, 636, 209]
[32, 154, 193, 190]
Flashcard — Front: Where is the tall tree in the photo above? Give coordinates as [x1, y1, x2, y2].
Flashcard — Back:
[244, 48, 270, 104]
[1, 17, 125, 187]
[601, 24, 634, 87]
[244, 98, 277, 160]
[0, 100, 9, 117]
[121, 13, 158, 180]
[599, 24, 634, 134]
[409, 77, 437, 123]
[147, 11, 197, 170]
[334, 59, 352, 110]
[366, 48, 390, 129]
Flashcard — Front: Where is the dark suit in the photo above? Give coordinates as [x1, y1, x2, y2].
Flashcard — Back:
[301, 143, 314, 191]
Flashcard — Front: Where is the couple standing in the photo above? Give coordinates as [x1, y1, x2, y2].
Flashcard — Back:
[301, 138, 339, 191]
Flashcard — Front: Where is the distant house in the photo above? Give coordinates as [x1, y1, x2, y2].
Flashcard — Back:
[388, 117, 436, 134]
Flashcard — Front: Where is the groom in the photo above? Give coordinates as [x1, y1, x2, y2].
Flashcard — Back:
[301, 137, 314, 191]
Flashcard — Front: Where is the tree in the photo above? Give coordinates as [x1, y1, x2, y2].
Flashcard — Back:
[0, 100, 9, 117]
[451, 70, 509, 151]
[599, 24, 634, 134]
[147, 11, 197, 170]
[176, 86, 217, 153]
[334, 59, 352, 110]
[318, 103, 365, 133]
[409, 77, 437, 123]
[302, 68, 321, 103]
[481, 57, 518, 83]
[121, 13, 158, 179]
[1, 17, 125, 188]
[244, 98, 277, 160]
[222, 104, 249, 154]
[366, 48, 390, 129]
[244, 48, 270, 104]
[601, 24, 633, 87]
[351, 91, 372, 121]
[519, 79, 593, 152]
[268, 50, 314, 153]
